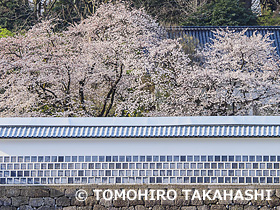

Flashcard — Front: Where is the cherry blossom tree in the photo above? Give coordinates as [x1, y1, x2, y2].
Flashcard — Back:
[172, 28, 280, 116]
[0, 2, 189, 117]
[1, 4, 280, 117]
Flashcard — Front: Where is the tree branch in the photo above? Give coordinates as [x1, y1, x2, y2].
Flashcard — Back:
[99, 64, 123, 117]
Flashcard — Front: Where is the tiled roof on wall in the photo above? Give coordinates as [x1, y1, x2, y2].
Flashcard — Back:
[166, 26, 280, 55]
[0, 125, 280, 138]
[1, 116, 280, 138]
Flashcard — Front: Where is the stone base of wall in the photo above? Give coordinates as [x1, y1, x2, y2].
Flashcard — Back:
[1, 185, 280, 210]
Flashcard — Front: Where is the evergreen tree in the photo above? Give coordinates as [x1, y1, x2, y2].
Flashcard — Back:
[182, 0, 258, 26]
[0, 0, 34, 31]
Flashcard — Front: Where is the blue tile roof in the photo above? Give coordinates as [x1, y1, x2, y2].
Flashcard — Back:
[1, 116, 280, 138]
[166, 26, 280, 55]
[0, 125, 280, 138]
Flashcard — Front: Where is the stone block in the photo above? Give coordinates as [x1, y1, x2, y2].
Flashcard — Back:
[218, 199, 233, 205]
[78, 207, 93, 210]
[268, 196, 280, 207]
[65, 188, 78, 198]
[5, 189, 20, 197]
[70, 197, 86, 206]
[135, 205, 147, 210]
[129, 199, 144, 206]
[0, 207, 17, 210]
[0, 197, 11, 206]
[93, 205, 107, 210]
[198, 205, 209, 210]
[38, 207, 56, 210]
[210, 205, 227, 210]
[63, 207, 77, 210]
[122, 207, 134, 210]
[18, 206, 33, 210]
[276, 189, 280, 198]
[100, 198, 113, 207]
[0, 187, 6, 197]
[50, 189, 65, 197]
[152, 205, 165, 210]
[161, 199, 174, 206]
[21, 189, 49, 197]
[244, 205, 258, 210]
[165, 207, 180, 210]
[260, 207, 271, 210]
[44, 197, 55, 206]
[29, 197, 44, 207]
[191, 199, 203, 206]
[229, 205, 243, 210]
[113, 199, 129, 207]
[11, 196, 29, 207]
[233, 199, 249, 205]
[181, 207, 197, 210]
[175, 196, 190, 206]
[145, 200, 160, 207]
[85, 196, 98, 206]
[57, 196, 71, 207]
[204, 198, 218, 205]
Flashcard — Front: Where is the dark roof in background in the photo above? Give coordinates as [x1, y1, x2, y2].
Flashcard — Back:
[166, 26, 280, 55]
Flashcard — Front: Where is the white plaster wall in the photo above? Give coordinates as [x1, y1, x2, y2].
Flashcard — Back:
[0, 137, 278, 156]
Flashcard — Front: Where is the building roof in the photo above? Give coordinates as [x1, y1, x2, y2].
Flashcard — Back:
[167, 26, 280, 55]
[1, 116, 280, 138]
